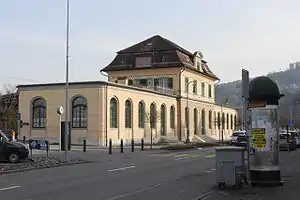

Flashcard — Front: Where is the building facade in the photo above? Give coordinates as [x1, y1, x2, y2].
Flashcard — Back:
[17, 35, 238, 146]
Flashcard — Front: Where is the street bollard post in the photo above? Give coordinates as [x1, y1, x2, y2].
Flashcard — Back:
[131, 139, 134, 152]
[141, 138, 144, 151]
[23, 136, 26, 144]
[109, 139, 112, 154]
[83, 139, 86, 152]
[120, 139, 124, 153]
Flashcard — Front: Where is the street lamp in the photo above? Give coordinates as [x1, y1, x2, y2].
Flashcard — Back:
[64, 0, 70, 161]
[186, 80, 196, 143]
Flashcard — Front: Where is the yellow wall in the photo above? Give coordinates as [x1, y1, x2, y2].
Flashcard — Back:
[18, 84, 104, 145]
[18, 81, 238, 146]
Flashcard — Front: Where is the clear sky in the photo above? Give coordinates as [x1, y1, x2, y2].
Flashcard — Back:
[0, 0, 299, 89]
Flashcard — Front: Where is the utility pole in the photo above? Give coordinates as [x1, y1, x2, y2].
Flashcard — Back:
[64, 0, 70, 161]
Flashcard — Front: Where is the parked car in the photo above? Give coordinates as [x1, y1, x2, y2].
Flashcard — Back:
[279, 132, 297, 151]
[233, 134, 247, 147]
[0, 130, 29, 163]
[289, 131, 300, 147]
[230, 130, 246, 145]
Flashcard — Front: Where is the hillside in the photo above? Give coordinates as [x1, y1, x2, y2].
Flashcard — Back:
[215, 67, 300, 127]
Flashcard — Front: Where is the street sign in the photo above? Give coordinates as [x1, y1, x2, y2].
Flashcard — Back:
[29, 139, 49, 151]
[17, 112, 21, 120]
[289, 120, 294, 126]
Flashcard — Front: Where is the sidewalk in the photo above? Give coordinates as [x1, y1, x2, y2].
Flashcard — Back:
[206, 150, 300, 200]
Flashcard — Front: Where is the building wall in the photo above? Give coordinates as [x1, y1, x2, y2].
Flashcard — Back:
[18, 82, 238, 146]
[18, 84, 104, 145]
[106, 84, 178, 145]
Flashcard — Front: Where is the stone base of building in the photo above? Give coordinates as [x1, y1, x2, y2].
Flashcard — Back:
[250, 166, 283, 187]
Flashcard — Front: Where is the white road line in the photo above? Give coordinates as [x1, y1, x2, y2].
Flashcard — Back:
[0, 185, 20, 192]
[211, 168, 216, 171]
[174, 157, 187, 161]
[204, 170, 212, 173]
[107, 183, 161, 200]
[108, 165, 136, 172]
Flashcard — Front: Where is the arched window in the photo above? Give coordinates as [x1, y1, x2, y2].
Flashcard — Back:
[226, 113, 229, 129]
[160, 104, 166, 136]
[201, 109, 206, 135]
[194, 108, 198, 135]
[217, 112, 220, 129]
[110, 98, 118, 128]
[209, 110, 212, 129]
[230, 114, 233, 129]
[214, 111, 217, 129]
[138, 101, 145, 128]
[170, 105, 175, 129]
[150, 103, 156, 129]
[32, 98, 46, 128]
[234, 115, 237, 130]
[71, 96, 87, 128]
[125, 99, 132, 128]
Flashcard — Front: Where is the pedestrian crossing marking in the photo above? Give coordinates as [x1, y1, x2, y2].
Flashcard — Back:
[205, 154, 216, 158]
[162, 153, 177, 157]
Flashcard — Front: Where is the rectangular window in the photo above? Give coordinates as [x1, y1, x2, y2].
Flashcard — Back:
[135, 57, 152, 67]
[193, 80, 197, 93]
[185, 77, 189, 92]
[201, 82, 205, 96]
[208, 85, 212, 98]
[197, 62, 201, 71]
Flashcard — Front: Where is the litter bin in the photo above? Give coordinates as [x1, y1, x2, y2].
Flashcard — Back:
[215, 146, 247, 189]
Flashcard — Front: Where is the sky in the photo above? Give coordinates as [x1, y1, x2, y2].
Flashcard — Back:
[0, 0, 300, 90]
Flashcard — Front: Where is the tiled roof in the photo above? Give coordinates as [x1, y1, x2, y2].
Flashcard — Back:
[101, 35, 219, 80]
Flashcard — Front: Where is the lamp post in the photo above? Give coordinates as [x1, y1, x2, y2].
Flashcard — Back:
[64, 0, 70, 161]
[186, 80, 196, 143]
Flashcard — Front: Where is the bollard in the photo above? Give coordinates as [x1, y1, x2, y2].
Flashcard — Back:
[141, 138, 144, 151]
[131, 139, 134, 152]
[83, 139, 86, 152]
[120, 139, 124, 153]
[23, 136, 26, 144]
[109, 139, 112, 154]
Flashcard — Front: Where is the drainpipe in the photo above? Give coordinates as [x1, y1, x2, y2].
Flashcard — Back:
[101, 70, 109, 147]
[178, 66, 187, 141]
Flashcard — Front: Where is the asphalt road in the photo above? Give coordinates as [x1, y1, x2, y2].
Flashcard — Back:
[0, 147, 218, 200]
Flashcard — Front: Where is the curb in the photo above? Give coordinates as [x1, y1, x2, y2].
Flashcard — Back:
[0, 160, 92, 176]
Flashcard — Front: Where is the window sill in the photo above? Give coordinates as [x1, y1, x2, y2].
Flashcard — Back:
[71, 127, 88, 129]
[31, 127, 46, 129]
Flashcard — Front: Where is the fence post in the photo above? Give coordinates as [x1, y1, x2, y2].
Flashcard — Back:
[131, 139, 134, 152]
[109, 139, 112, 154]
[120, 139, 124, 153]
[83, 139, 86, 152]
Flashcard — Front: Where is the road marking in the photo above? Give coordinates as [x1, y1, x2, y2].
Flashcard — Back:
[205, 170, 212, 173]
[107, 183, 161, 200]
[174, 157, 187, 161]
[174, 154, 189, 158]
[205, 154, 216, 158]
[162, 153, 177, 157]
[187, 154, 201, 158]
[211, 168, 216, 171]
[0, 185, 20, 192]
[108, 165, 136, 172]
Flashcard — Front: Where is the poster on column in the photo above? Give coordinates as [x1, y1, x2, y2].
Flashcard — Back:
[251, 109, 277, 152]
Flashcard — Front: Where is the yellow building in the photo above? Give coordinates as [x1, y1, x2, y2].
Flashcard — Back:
[17, 35, 238, 146]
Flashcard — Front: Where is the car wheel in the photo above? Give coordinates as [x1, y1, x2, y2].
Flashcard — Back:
[8, 153, 19, 163]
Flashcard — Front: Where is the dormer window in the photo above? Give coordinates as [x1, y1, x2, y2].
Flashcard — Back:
[135, 57, 152, 67]
[197, 62, 201, 71]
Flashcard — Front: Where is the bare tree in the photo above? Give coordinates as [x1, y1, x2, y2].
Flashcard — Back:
[144, 111, 160, 149]
[0, 84, 18, 133]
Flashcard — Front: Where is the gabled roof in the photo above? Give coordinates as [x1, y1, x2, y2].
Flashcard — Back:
[117, 35, 193, 56]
